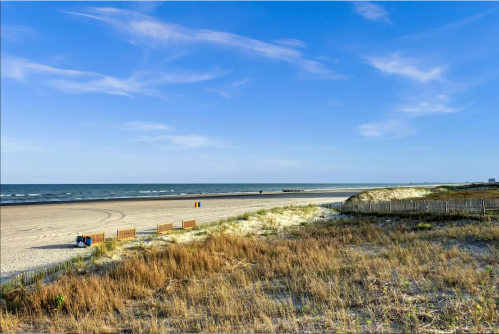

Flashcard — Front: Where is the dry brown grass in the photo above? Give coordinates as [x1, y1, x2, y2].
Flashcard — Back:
[2, 214, 498, 333]
[418, 189, 499, 201]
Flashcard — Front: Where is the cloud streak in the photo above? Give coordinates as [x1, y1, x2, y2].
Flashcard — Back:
[119, 122, 171, 131]
[1, 24, 37, 42]
[204, 79, 248, 98]
[403, 6, 498, 39]
[67, 8, 345, 79]
[353, 2, 392, 24]
[1, 136, 45, 153]
[366, 52, 444, 82]
[274, 38, 307, 49]
[398, 102, 459, 115]
[120, 121, 221, 148]
[357, 120, 416, 139]
[131, 134, 219, 148]
[397, 95, 471, 116]
[1, 53, 224, 97]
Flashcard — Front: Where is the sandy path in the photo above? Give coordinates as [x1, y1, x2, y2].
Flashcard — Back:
[1, 190, 358, 281]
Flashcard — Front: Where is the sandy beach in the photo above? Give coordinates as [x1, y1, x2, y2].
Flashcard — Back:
[1, 189, 359, 282]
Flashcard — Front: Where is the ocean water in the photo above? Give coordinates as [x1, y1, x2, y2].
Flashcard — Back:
[1, 183, 439, 204]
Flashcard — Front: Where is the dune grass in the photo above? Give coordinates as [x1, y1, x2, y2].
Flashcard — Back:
[415, 189, 499, 201]
[1, 212, 498, 333]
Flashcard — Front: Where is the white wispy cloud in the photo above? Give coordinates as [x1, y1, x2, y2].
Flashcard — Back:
[131, 1, 165, 13]
[403, 7, 498, 39]
[130, 134, 219, 148]
[274, 38, 307, 49]
[119, 122, 171, 131]
[357, 119, 416, 139]
[353, 2, 392, 24]
[366, 52, 444, 82]
[1, 24, 37, 42]
[397, 95, 470, 116]
[1, 136, 45, 153]
[316, 56, 340, 64]
[66, 8, 345, 79]
[205, 79, 248, 98]
[1, 53, 224, 97]
[398, 102, 459, 115]
[117, 121, 221, 148]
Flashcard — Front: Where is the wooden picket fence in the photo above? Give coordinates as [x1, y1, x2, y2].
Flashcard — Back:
[117, 228, 136, 241]
[337, 198, 499, 215]
[82, 232, 105, 245]
[1, 256, 82, 295]
[157, 223, 173, 234]
[182, 219, 196, 230]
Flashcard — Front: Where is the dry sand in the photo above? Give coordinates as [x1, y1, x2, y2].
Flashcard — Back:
[0, 190, 359, 282]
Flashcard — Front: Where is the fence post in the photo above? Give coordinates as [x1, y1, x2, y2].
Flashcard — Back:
[389, 201, 392, 213]
[481, 198, 485, 216]
[445, 201, 448, 213]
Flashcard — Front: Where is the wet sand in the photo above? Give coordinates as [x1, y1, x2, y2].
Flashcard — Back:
[0, 190, 360, 281]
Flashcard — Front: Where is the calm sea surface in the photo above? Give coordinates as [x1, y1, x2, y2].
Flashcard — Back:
[0, 183, 443, 204]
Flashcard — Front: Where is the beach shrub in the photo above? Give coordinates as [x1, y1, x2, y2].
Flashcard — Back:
[237, 212, 251, 220]
[415, 223, 433, 231]
[485, 266, 493, 275]
[93, 244, 108, 259]
[256, 209, 268, 216]
[105, 238, 120, 252]
[54, 294, 64, 309]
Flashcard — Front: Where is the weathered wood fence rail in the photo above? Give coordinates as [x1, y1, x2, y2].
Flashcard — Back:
[82, 232, 105, 245]
[117, 228, 136, 241]
[1, 256, 82, 295]
[182, 219, 196, 230]
[157, 222, 173, 234]
[332, 198, 499, 215]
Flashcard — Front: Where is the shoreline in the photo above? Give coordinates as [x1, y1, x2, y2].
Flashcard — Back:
[0, 184, 449, 207]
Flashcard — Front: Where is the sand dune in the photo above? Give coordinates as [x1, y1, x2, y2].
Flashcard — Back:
[1, 190, 358, 281]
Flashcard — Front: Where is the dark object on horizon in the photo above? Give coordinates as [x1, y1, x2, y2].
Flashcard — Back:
[259, 190, 262, 194]
[282, 189, 304, 192]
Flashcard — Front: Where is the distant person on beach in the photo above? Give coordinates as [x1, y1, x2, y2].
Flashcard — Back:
[259, 190, 262, 194]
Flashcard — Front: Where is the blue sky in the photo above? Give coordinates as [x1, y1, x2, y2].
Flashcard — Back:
[2, 1, 498, 184]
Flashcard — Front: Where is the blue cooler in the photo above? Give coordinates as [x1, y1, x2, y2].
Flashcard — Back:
[85, 237, 92, 247]
[198, 202, 201, 207]
[76, 236, 83, 243]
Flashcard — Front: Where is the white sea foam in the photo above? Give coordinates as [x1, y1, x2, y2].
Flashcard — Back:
[140, 191, 152, 193]
[28, 194, 41, 196]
